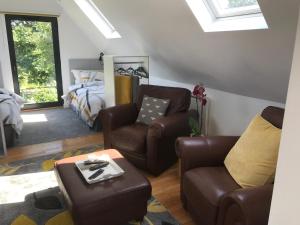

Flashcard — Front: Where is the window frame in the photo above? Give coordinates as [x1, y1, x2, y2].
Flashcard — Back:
[203, 0, 261, 18]
[5, 14, 64, 109]
[185, 0, 268, 32]
[74, 0, 121, 39]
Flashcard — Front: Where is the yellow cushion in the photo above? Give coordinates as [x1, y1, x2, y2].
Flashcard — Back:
[224, 115, 282, 188]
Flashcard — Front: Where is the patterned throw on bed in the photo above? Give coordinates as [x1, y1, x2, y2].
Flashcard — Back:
[62, 81, 105, 128]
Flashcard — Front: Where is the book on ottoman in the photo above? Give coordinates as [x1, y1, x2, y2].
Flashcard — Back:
[75, 154, 125, 184]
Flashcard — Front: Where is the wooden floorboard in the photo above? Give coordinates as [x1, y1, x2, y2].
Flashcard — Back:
[0, 133, 195, 225]
[0, 133, 104, 164]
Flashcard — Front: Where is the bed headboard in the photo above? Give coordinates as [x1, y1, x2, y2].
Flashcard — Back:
[69, 58, 103, 84]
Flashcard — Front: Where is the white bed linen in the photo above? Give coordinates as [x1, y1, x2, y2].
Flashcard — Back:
[0, 89, 24, 135]
[62, 81, 105, 127]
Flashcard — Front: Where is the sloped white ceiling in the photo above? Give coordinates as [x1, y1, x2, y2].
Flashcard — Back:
[58, 0, 300, 103]
[0, 0, 63, 15]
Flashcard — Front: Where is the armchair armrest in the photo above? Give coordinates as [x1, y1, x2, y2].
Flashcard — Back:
[100, 103, 138, 148]
[218, 184, 273, 225]
[146, 111, 194, 175]
[176, 136, 239, 174]
[148, 112, 192, 138]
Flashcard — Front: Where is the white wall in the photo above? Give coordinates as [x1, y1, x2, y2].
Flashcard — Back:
[58, 0, 287, 136]
[0, 0, 99, 96]
[150, 77, 284, 136]
[59, 0, 299, 103]
[268, 8, 300, 225]
[0, 15, 13, 91]
[58, 13, 99, 96]
[0, 0, 288, 137]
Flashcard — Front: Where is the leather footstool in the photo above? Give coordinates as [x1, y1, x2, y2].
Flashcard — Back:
[54, 149, 152, 225]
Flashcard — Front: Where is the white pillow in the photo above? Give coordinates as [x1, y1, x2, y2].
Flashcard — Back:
[71, 70, 104, 84]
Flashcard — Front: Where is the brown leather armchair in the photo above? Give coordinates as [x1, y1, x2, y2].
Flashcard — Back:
[176, 106, 285, 225]
[100, 84, 193, 175]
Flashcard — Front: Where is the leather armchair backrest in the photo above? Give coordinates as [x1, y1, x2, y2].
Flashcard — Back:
[261, 106, 285, 129]
[137, 85, 191, 115]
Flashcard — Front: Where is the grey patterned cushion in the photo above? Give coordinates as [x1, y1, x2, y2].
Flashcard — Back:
[136, 96, 170, 125]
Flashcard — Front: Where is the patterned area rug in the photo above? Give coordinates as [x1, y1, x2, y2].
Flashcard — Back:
[0, 144, 179, 225]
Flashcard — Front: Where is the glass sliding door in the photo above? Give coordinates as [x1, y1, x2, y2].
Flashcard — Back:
[5, 15, 63, 109]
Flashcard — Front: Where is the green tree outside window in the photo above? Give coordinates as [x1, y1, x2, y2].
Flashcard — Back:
[12, 20, 58, 103]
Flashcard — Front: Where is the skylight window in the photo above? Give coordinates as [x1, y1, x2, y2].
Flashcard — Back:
[74, 0, 121, 39]
[205, 0, 261, 18]
[185, 0, 268, 32]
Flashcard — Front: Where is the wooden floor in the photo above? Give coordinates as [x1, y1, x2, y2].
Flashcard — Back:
[0, 133, 195, 225]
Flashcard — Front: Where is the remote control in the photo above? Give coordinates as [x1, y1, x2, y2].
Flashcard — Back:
[89, 162, 109, 171]
[88, 168, 104, 180]
[84, 160, 107, 165]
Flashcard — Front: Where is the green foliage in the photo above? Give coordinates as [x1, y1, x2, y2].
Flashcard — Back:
[228, 0, 257, 8]
[22, 86, 58, 103]
[12, 20, 57, 103]
[189, 117, 201, 137]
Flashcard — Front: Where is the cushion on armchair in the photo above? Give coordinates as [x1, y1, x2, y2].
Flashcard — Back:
[224, 115, 282, 188]
[136, 96, 170, 125]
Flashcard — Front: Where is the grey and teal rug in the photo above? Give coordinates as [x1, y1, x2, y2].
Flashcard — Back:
[0, 144, 179, 225]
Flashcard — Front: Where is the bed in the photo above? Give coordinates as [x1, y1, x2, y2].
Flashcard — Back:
[0, 88, 24, 147]
[62, 69, 105, 131]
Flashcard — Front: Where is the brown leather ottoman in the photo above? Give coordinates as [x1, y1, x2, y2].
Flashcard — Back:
[54, 149, 152, 225]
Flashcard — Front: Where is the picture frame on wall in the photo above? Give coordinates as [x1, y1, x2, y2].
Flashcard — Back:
[0, 121, 7, 157]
